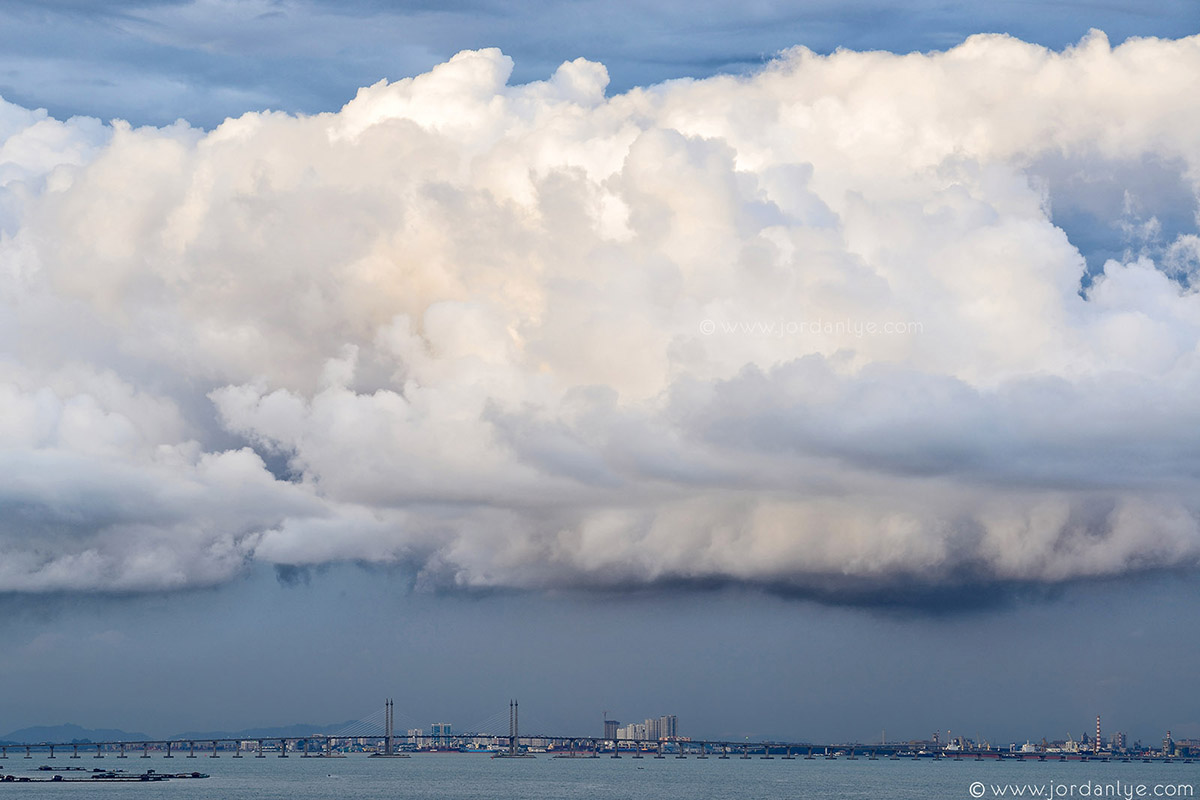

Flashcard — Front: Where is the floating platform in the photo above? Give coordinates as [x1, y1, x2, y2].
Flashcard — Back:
[3, 770, 207, 783]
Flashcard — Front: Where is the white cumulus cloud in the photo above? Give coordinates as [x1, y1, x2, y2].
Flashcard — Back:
[2, 32, 1200, 603]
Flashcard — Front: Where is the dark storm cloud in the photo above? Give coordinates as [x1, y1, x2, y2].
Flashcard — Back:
[4, 564, 1198, 742]
[679, 360, 1200, 490]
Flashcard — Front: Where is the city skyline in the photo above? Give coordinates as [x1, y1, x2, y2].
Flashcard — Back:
[0, 701, 1192, 759]
[0, 0, 1198, 759]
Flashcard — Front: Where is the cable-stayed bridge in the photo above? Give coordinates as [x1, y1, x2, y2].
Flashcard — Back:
[0, 700, 1143, 762]
[0, 699, 829, 761]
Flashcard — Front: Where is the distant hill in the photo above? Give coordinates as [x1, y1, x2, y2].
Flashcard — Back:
[167, 721, 360, 741]
[0, 723, 150, 745]
[0, 720, 361, 745]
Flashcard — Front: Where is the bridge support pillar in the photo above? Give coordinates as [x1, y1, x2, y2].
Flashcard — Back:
[48, 746, 55, 759]
[255, 740, 264, 758]
[71, 744, 79, 758]
[187, 741, 196, 758]
[211, 740, 219, 758]
[278, 739, 288, 757]
[141, 743, 150, 758]
[95, 743, 104, 758]
[25, 746, 31, 759]
[165, 742, 173, 758]
[118, 743, 126, 758]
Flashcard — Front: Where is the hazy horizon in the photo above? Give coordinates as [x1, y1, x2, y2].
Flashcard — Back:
[2, 565, 1196, 746]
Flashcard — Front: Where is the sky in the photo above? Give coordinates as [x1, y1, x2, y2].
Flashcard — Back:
[0, 0, 1196, 128]
[1, 0, 1200, 746]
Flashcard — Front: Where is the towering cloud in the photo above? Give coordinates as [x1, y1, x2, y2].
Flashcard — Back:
[2, 33, 1199, 602]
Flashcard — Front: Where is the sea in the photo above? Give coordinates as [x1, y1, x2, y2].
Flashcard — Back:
[1, 753, 1196, 799]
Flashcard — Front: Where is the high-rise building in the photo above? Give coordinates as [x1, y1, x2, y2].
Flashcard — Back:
[615, 714, 677, 741]
[616, 722, 649, 741]
[659, 715, 678, 740]
[645, 718, 660, 740]
[431, 722, 452, 746]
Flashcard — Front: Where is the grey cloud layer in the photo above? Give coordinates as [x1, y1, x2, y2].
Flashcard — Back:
[2, 33, 1199, 601]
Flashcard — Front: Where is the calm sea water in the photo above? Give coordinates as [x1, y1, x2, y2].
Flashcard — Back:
[1, 753, 1196, 799]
